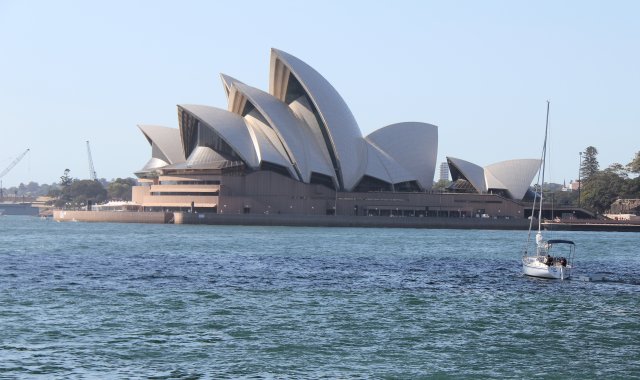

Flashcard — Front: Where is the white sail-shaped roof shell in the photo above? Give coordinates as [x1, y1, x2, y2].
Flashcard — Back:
[137, 48, 445, 195]
[138, 125, 185, 164]
[448, 156, 541, 200]
[220, 73, 243, 99]
[178, 105, 260, 169]
[363, 141, 415, 185]
[483, 170, 507, 192]
[242, 110, 297, 176]
[137, 125, 185, 173]
[228, 82, 335, 183]
[366, 122, 438, 190]
[447, 156, 488, 193]
[139, 157, 170, 173]
[485, 159, 541, 200]
[177, 146, 238, 170]
[269, 48, 366, 191]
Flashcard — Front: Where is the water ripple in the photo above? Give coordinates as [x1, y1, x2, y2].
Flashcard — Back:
[0, 217, 639, 378]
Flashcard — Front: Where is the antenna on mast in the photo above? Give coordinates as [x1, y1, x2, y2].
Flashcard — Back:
[86, 141, 97, 181]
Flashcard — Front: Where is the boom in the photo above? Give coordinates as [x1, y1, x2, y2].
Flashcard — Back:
[0, 149, 30, 179]
[86, 141, 97, 180]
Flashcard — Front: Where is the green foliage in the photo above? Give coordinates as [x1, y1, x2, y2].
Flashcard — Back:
[54, 179, 107, 209]
[47, 187, 62, 198]
[433, 179, 450, 191]
[3, 181, 55, 197]
[628, 151, 640, 174]
[623, 177, 640, 197]
[543, 182, 563, 192]
[59, 169, 73, 187]
[8, 176, 139, 208]
[576, 150, 640, 214]
[605, 163, 628, 179]
[571, 148, 640, 214]
[548, 190, 578, 207]
[580, 146, 599, 181]
[581, 171, 625, 214]
[107, 177, 137, 201]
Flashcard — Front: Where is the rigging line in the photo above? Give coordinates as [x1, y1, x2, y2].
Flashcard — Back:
[526, 101, 549, 248]
[538, 100, 550, 233]
[547, 113, 554, 236]
[546, 112, 553, 190]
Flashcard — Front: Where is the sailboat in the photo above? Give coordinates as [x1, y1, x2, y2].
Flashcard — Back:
[522, 101, 575, 280]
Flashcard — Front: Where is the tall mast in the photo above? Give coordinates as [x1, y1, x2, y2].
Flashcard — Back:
[537, 101, 550, 233]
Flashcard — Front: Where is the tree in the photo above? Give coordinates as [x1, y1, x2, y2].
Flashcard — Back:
[60, 169, 73, 187]
[25, 181, 40, 195]
[47, 187, 62, 200]
[432, 179, 450, 191]
[549, 189, 578, 207]
[628, 151, 640, 174]
[107, 177, 137, 201]
[54, 179, 107, 209]
[580, 146, 599, 181]
[623, 176, 640, 199]
[605, 163, 628, 179]
[580, 170, 625, 214]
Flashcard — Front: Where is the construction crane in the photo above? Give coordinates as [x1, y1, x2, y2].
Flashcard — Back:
[0, 149, 29, 179]
[86, 141, 97, 180]
[0, 148, 30, 199]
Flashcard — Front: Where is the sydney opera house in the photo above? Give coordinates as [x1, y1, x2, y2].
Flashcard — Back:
[132, 48, 540, 219]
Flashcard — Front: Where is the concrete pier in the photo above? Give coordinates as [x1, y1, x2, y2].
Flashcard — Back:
[173, 212, 530, 230]
[52, 210, 531, 229]
[543, 220, 640, 232]
[53, 210, 172, 224]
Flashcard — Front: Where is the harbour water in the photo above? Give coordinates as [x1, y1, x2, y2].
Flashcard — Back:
[1, 216, 639, 378]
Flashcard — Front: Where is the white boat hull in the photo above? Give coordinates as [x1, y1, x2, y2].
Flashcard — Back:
[522, 257, 571, 280]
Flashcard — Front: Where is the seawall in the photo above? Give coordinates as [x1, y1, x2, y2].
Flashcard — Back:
[0, 203, 39, 216]
[53, 210, 172, 224]
[52, 210, 530, 229]
[543, 221, 640, 232]
[173, 212, 531, 230]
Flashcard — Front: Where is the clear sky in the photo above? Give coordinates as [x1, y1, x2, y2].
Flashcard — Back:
[1, 0, 638, 188]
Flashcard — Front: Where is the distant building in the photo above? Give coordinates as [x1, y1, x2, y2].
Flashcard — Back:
[570, 180, 580, 191]
[439, 162, 450, 182]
